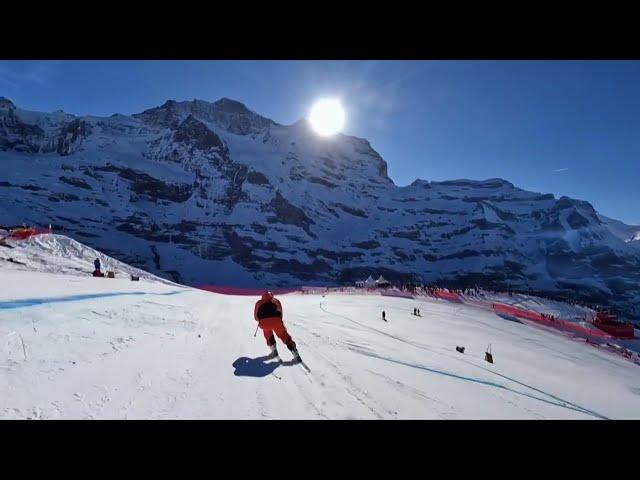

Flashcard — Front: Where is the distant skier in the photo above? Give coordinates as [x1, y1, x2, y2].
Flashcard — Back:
[382, 310, 386, 322]
[254, 291, 300, 361]
[413, 308, 417, 316]
[417, 308, 420, 316]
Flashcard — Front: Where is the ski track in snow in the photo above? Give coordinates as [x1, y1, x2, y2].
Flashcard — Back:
[316, 297, 620, 419]
[1, 266, 639, 418]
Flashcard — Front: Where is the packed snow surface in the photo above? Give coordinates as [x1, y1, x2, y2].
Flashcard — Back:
[1, 235, 639, 419]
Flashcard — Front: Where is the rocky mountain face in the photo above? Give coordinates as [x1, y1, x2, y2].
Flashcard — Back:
[1, 96, 639, 319]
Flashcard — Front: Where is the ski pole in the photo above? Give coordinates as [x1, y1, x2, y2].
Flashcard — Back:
[253, 324, 259, 337]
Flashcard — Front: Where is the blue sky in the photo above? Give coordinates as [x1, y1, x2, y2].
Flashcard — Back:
[1, 60, 638, 224]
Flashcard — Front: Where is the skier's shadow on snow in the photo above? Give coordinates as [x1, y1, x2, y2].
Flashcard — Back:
[233, 355, 297, 377]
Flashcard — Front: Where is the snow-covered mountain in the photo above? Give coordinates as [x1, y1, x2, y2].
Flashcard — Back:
[597, 213, 640, 246]
[2, 96, 640, 320]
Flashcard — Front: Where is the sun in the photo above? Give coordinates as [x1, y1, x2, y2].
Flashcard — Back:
[308, 98, 346, 136]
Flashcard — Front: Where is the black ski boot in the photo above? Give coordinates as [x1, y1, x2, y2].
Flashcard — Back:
[290, 347, 301, 363]
[268, 344, 279, 359]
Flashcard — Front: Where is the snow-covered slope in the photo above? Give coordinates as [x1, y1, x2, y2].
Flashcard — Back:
[597, 213, 640, 246]
[2, 96, 640, 320]
[0, 233, 173, 284]
[1, 235, 639, 419]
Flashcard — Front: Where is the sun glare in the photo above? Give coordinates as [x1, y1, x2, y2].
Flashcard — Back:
[309, 98, 346, 136]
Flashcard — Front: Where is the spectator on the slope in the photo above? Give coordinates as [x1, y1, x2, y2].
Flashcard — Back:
[94, 257, 101, 273]
[382, 310, 386, 322]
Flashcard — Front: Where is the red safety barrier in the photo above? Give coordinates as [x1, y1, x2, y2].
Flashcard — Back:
[196, 285, 300, 296]
[492, 303, 545, 322]
[591, 311, 635, 339]
[8, 227, 50, 240]
[492, 302, 613, 339]
[432, 290, 463, 303]
[592, 322, 635, 338]
[381, 290, 414, 299]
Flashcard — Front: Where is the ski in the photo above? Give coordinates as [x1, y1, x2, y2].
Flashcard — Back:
[267, 348, 309, 372]
[293, 355, 311, 372]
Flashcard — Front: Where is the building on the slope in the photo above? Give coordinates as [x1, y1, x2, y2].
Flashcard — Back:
[375, 275, 390, 288]
[364, 275, 377, 289]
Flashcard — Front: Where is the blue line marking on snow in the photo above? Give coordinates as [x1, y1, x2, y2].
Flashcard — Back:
[352, 348, 608, 419]
[0, 290, 187, 311]
[321, 300, 609, 420]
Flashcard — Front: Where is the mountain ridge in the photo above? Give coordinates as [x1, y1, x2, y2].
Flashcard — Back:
[1, 96, 639, 320]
